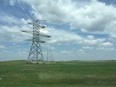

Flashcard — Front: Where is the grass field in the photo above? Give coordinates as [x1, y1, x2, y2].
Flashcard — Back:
[0, 60, 116, 87]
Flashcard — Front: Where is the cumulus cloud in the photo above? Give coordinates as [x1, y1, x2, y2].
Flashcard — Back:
[100, 42, 113, 47]
[0, 0, 116, 61]
[0, 23, 110, 48]
[0, 45, 6, 49]
[47, 27, 111, 48]
[60, 50, 70, 54]
[0, 13, 19, 25]
[20, 0, 116, 39]
[81, 35, 105, 46]
[48, 27, 82, 44]
[1, 0, 115, 47]
[9, 0, 16, 6]
[5, 0, 116, 43]
[82, 46, 94, 50]
[0, 25, 32, 42]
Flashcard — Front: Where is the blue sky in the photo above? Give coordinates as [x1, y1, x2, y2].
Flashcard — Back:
[0, 0, 116, 61]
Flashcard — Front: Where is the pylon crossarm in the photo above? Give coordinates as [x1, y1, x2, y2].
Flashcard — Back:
[26, 21, 45, 63]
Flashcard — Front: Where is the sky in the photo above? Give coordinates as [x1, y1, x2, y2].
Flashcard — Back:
[0, 0, 116, 61]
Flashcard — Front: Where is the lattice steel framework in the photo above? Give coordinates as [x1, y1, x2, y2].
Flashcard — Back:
[27, 21, 51, 63]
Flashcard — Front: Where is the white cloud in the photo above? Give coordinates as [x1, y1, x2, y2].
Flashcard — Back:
[48, 27, 82, 44]
[96, 47, 115, 51]
[82, 46, 94, 50]
[0, 25, 32, 42]
[100, 42, 113, 47]
[0, 45, 6, 49]
[81, 35, 105, 46]
[105, 21, 116, 39]
[0, 0, 116, 61]
[0, 1, 114, 51]
[9, 0, 16, 6]
[60, 50, 70, 54]
[76, 49, 85, 55]
[3, 0, 115, 43]
[87, 35, 95, 39]
[0, 13, 20, 26]
[47, 27, 109, 47]
[0, 11, 34, 43]
[21, 0, 116, 39]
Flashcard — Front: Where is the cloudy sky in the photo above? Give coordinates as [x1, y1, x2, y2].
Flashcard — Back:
[0, 0, 116, 61]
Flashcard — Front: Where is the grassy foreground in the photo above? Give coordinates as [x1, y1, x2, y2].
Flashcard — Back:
[0, 60, 116, 87]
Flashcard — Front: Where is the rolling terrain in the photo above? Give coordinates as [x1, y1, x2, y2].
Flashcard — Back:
[0, 60, 116, 87]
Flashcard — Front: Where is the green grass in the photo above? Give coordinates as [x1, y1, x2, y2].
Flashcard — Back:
[0, 60, 116, 87]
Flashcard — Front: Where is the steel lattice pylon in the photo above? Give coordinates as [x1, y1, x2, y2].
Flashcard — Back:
[27, 21, 47, 63]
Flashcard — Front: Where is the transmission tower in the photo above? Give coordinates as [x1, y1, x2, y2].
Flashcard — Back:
[22, 20, 51, 64]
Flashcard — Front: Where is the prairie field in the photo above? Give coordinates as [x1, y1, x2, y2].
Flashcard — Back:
[0, 60, 116, 87]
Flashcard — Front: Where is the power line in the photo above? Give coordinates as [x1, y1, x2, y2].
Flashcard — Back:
[14, 4, 34, 21]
